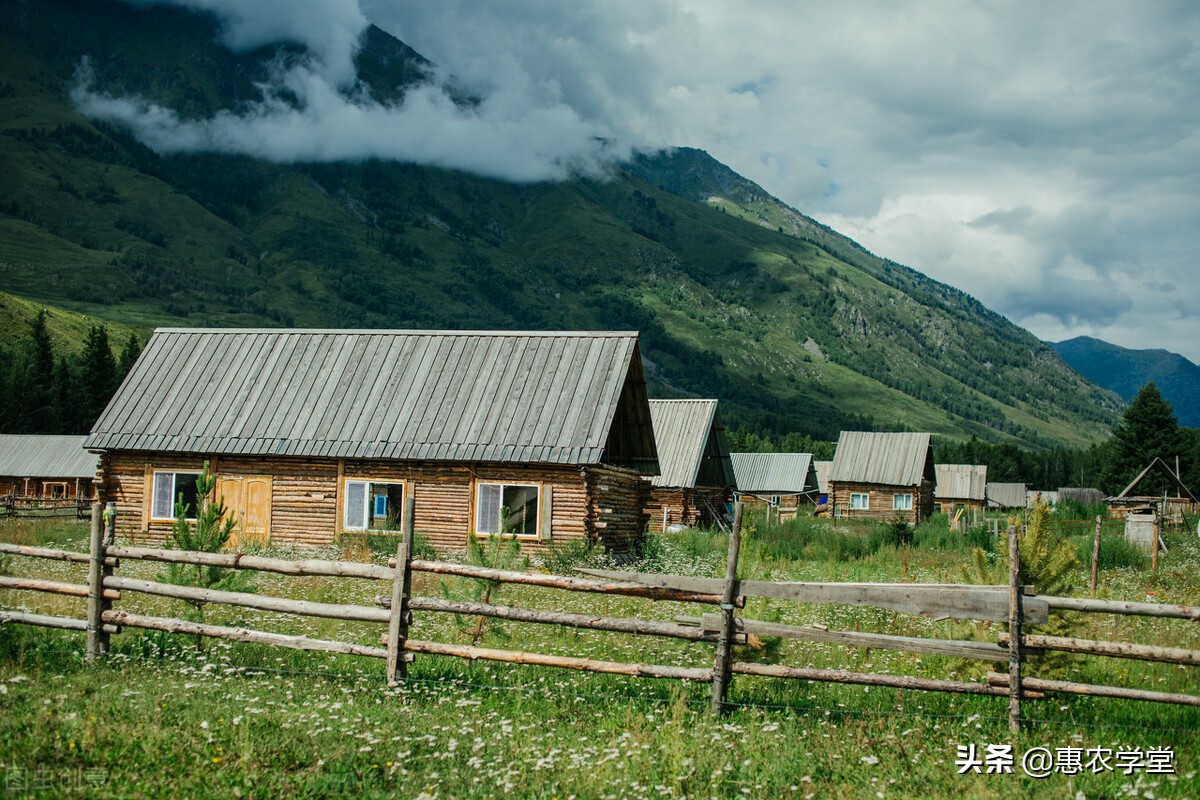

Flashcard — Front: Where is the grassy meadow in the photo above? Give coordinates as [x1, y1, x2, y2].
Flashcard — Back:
[0, 510, 1198, 799]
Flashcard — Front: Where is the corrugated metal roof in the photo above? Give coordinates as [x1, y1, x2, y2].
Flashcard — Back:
[85, 329, 656, 467]
[829, 431, 934, 486]
[935, 464, 988, 502]
[987, 482, 1027, 509]
[648, 400, 734, 488]
[730, 453, 816, 494]
[0, 435, 98, 478]
[814, 460, 832, 494]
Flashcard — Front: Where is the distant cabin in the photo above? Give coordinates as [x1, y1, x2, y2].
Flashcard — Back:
[85, 329, 660, 554]
[643, 399, 735, 532]
[986, 482, 1027, 511]
[0, 434, 98, 500]
[828, 431, 935, 524]
[730, 453, 819, 520]
[1106, 457, 1198, 524]
[813, 460, 833, 500]
[934, 464, 988, 516]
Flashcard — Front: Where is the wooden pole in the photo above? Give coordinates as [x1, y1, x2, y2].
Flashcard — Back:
[401, 638, 711, 682]
[733, 662, 1018, 697]
[1151, 516, 1160, 575]
[0, 575, 119, 600]
[998, 632, 1200, 667]
[1089, 515, 1102, 596]
[1007, 523, 1022, 734]
[710, 501, 743, 715]
[386, 495, 416, 686]
[0, 542, 94, 563]
[104, 610, 388, 659]
[988, 672, 1200, 707]
[85, 502, 104, 663]
[99, 502, 116, 656]
[105, 576, 387, 622]
[1037, 595, 1200, 620]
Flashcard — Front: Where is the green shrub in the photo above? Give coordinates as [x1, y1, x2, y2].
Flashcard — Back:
[1070, 533, 1148, 571]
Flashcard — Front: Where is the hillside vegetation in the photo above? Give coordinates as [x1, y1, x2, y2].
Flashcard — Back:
[0, 0, 1122, 447]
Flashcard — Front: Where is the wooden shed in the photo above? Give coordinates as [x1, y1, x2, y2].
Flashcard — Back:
[828, 431, 935, 524]
[1107, 457, 1198, 524]
[0, 434, 98, 501]
[643, 399, 735, 532]
[934, 464, 988, 515]
[730, 453, 819, 521]
[84, 329, 660, 554]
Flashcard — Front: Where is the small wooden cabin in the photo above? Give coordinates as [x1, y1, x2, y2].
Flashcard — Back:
[934, 464, 988, 515]
[85, 329, 660, 554]
[0, 435, 98, 500]
[730, 453, 819, 521]
[643, 399, 735, 532]
[828, 431, 935, 524]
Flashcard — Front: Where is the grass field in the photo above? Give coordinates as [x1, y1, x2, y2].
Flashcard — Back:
[1, 511, 1197, 799]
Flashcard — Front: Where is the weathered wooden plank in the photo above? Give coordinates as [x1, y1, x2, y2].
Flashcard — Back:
[0, 542, 91, 563]
[401, 598, 720, 641]
[410, 560, 724, 604]
[0, 609, 118, 634]
[0, 575, 118, 600]
[998, 632, 1200, 666]
[1036, 595, 1200, 621]
[686, 613, 1009, 662]
[577, 569, 1048, 624]
[732, 662, 1015, 697]
[988, 672, 1200, 707]
[104, 576, 389, 623]
[108, 545, 394, 580]
[400, 638, 712, 681]
[104, 610, 389, 659]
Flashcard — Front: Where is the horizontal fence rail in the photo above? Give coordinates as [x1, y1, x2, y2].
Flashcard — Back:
[0, 502, 1197, 723]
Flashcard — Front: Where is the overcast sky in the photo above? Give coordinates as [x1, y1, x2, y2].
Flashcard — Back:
[96, 1, 1200, 363]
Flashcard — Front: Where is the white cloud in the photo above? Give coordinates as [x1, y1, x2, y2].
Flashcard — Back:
[84, 0, 1200, 362]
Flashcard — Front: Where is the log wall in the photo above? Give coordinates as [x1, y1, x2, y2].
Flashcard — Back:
[98, 451, 642, 553]
[831, 480, 934, 524]
[645, 484, 732, 532]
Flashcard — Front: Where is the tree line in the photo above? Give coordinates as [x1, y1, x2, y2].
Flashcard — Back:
[0, 310, 141, 434]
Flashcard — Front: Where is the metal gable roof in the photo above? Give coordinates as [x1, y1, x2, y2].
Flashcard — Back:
[829, 431, 934, 486]
[730, 453, 816, 494]
[935, 464, 988, 502]
[85, 329, 654, 466]
[648, 399, 734, 488]
[987, 482, 1028, 509]
[0, 435, 98, 478]
[814, 460, 832, 494]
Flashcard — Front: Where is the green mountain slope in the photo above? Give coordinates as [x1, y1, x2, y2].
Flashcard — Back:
[0, 0, 1121, 447]
[1050, 336, 1200, 427]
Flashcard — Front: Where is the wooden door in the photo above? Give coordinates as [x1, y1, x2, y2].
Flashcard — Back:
[216, 474, 273, 549]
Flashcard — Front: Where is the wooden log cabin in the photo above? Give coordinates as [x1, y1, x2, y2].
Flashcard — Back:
[828, 431, 935, 524]
[730, 452, 819, 521]
[934, 464, 988, 521]
[643, 399, 735, 532]
[0, 434, 98, 500]
[84, 329, 660, 554]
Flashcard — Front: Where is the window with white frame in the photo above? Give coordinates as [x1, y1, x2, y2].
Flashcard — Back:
[893, 493, 913, 511]
[769, 494, 781, 507]
[151, 470, 201, 521]
[343, 480, 405, 532]
[476, 482, 540, 538]
[849, 492, 869, 510]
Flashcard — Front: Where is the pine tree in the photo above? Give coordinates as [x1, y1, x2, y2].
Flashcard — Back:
[1101, 382, 1184, 495]
[79, 324, 117, 429]
[117, 333, 142, 377]
[15, 310, 55, 433]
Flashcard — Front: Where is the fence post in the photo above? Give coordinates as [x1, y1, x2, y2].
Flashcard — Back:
[100, 503, 116, 655]
[1007, 524, 1022, 734]
[386, 495, 416, 686]
[85, 502, 104, 663]
[1089, 515, 1102, 596]
[710, 501, 743, 715]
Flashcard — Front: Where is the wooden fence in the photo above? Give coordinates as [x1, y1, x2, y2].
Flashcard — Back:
[0, 501, 1198, 726]
[2, 494, 90, 519]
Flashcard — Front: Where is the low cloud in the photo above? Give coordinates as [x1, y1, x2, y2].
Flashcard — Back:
[77, 0, 629, 181]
